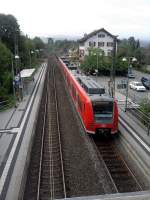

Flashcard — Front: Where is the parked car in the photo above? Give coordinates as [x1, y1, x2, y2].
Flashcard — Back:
[129, 81, 146, 91]
[128, 73, 135, 78]
[141, 77, 150, 90]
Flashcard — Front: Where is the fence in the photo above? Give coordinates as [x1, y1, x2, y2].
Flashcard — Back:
[0, 100, 14, 111]
[127, 105, 150, 135]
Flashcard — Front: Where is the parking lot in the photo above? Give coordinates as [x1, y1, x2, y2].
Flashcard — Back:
[91, 70, 150, 104]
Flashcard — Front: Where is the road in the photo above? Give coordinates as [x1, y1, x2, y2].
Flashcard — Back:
[91, 70, 150, 104]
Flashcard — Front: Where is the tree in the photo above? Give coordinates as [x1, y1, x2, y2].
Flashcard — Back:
[140, 99, 150, 117]
[80, 48, 106, 74]
[33, 37, 45, 50]
[0, 41, 12, 100]
[48, 39, 78, 56]
[0, 14, 20, 53]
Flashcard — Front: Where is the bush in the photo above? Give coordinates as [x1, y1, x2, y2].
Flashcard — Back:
[140, 99, 150, 117]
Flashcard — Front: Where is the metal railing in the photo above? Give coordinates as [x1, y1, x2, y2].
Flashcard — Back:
[127, 105, 150, 135]
[0, 100, 14, 111]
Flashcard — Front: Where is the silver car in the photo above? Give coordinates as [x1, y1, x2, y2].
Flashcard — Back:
[129, 81, 146, 91]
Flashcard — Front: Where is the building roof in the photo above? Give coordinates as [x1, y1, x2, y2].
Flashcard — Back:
[20, 68, 35, 78]
[78, 28, 118, 43]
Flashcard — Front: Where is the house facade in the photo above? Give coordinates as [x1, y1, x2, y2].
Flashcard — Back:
[79, 28, 118, 58]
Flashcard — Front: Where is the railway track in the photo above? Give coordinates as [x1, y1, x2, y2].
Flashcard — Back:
[91, 135, 143, 193]
[23, 58, 66, 200]
[24, 56, 147, 199]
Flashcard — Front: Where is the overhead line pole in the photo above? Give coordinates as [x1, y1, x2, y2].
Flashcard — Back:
[111, 36, 117, 98]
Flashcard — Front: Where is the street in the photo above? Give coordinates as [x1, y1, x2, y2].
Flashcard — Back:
[91, 70, 150, 104]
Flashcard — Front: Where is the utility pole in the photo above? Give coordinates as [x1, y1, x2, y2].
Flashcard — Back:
[11, 54, 17, 107]
[110, 36, 117, 98]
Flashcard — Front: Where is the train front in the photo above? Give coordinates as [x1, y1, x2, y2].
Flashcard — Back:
[91, 96, 118, 135]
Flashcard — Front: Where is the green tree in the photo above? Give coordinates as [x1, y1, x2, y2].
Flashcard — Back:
[140, 99, 150, 116]
[33, 37, 45, 50]
[48, 39, 78, 56]
[80, 48, 105, 74]
[0, 41, 12, 100]
[0, 14, 20, 53]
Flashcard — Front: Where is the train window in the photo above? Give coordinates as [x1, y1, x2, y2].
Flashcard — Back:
[83, 103, 85, 111]
[77, 95, 83, 112]
[92, 101, 113, 124]
[67, 76, 69, 84]
[72, 85, 76, 100]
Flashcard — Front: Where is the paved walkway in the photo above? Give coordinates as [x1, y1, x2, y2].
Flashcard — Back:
[0, 63, 47, 131]
[0, 62, 47, 200]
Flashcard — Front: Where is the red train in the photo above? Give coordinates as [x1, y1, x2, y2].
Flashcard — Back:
[59, 58, 118, 135]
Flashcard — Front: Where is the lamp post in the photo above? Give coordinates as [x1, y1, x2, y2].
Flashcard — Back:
[108, 36, 117, 98]
[94, 50, 102, 82]
[14, 54, 23, 100]
[111, 37, 117, 98]
[122, 57, 137, 112]
[11, 54, 17, 106]
[29, 50, 34, 68]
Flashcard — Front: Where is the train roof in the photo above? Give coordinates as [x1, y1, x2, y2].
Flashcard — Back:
[70, 70, 114, 102]
[76, 75, 105, 95]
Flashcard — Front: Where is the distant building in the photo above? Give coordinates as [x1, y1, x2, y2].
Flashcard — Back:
[78, 28, 118, 58]
[48, 37, 54, 45]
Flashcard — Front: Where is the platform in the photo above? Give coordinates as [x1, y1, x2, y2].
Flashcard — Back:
[0, 63, 47, 200]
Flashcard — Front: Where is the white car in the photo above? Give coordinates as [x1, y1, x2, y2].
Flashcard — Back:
[129, 81, 146, 91]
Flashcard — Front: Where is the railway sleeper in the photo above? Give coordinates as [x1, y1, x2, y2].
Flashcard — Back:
[42, 151, 61, 156]
[109, 168, 129, 174]
[116, 183, 140, 191]
[41, 167, 62, 173]
[112, 174, 135, 181]
[41, 172, 62, 179]
[40, 185, 64, 193]
[105, 160, 124, 166]
[41, 159, 62, 165]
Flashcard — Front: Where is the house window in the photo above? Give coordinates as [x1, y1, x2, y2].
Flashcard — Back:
[98, 42, 104, 47]
[107, 42, 113, 47]
[89, 41, 96, 47]
[107, 50, 112, 56]
[98, 34, 105, 38]
[79, 49, 84, 57]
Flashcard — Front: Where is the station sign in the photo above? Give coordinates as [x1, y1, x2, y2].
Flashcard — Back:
[14, 75, 20, 86]
[14, 75, 20, 82]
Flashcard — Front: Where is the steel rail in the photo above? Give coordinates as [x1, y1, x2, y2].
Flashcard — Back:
[49, 68, 55, 199]
[114, 136, 143, 191]
[52, 65, 67, 199]
[36, 71, 49, 200]
[90, 137, 119, 193]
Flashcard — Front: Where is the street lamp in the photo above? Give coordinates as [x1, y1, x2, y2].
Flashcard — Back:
[94, 50, 102, 82]
[14, 54, 23, 100]
[29, 50, 34, 68]
[11, 54, 17, 106]
[122, 57, 137, 112]
[107, 36, 117, 98]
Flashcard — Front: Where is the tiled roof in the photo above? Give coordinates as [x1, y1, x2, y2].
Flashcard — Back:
[78, 28, 118, 43]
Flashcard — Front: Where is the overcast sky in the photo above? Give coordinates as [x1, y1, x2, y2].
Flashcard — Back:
[0, 0, 150, 40]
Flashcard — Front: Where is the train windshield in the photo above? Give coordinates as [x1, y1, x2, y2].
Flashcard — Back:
[92, 101, 113, 123]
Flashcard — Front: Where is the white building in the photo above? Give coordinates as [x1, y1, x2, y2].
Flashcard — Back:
[79, 28, 118, 58]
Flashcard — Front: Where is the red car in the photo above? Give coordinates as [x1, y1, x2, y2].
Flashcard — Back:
[59, 58, 118, 135]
